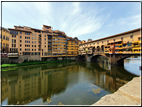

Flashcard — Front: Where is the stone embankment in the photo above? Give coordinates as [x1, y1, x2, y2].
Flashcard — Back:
[93, 76, 141, 105]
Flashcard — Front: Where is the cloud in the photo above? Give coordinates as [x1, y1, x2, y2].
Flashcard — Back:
[56, 2, 106, 38]
[71, 2, 80, 15]
[2, 2, 140, 41]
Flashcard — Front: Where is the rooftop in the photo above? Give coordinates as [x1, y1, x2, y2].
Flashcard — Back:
[80, 28, 141, 45]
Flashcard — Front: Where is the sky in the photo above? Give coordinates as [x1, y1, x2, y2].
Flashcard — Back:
[1, 1, 141, 41]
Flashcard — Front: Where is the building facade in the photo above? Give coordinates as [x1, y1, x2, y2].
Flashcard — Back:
[67, 37, 79, 56]
[79, 28, 141, 55]
[0, 27, 10, 53]
[8, 25, 79, 60]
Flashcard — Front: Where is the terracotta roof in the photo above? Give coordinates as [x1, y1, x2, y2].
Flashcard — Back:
[8, 28, 32, 33]
[80, 28, 141, 45]
[1, 27, 9, 32]
[14, 25, 23, 28]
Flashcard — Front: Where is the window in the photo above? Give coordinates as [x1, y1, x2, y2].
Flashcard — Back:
[20, 48, 22, 51]
[14, 44, 16, 47]
[107, 40, 109, 43]
[10, 31, 18, 34]
[3, 35, 5, 39]
[114, 39, 115, 41]
[102, 41, 103, 43]
[121, 37, 123, 40]
[12, 44, 13, 47]
[130, 35, 133, 38]
[20, 40, 22, 43]
[20, 44, 22, 47]
[20, 32, 22, 34]
[45, 39, 46, 40]
[12, 35, 16, 38]
[14, 40, 16, 43]
[25, 32, 30, 35]
[20, 36, 22, 38]
[3, 43, 5, 47]
[6, 44, 9, 47]
[32, 45, 33, 47]
[45, 35, 46, 37]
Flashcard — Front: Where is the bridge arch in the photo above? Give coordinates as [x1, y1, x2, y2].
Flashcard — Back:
[91, 54, 108, 62]
[105, 54, 140, 65]
[92, 47, 95, 53]
[101, 45, 104, 52]
[96, 46, 100, 52]
[116, 55, 140, 66]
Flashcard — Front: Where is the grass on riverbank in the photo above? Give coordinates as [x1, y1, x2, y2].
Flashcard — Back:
[1, 60, 74, 68]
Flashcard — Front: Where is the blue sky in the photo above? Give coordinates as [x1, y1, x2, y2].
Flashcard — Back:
[2, 2, 141, 41]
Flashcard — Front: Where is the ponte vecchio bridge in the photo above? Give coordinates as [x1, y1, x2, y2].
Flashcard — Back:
[78, 28, 141, 65]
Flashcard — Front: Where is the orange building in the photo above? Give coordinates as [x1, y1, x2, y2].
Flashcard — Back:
[7, 25, 80, 60]
[0, 27, 10, 54]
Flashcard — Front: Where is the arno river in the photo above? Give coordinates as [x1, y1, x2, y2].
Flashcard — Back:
[1, 57, 141, 105]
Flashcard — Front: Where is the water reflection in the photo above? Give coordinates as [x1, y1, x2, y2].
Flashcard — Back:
[124, 56, 141, 76]
[2, 61, 138, 105]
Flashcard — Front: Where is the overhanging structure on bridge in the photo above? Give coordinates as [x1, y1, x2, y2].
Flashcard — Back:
[78, 28, 141, 65]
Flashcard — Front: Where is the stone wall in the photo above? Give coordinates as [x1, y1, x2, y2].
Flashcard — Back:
[18, 55, 41, 63]
[1, 55, 41, 64]
[93, 76, 141, 105]
[2, 56, 78, 64]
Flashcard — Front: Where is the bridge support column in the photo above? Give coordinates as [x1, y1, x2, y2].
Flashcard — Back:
[108, 54, 124, 66]
[85, 54, 93, 62]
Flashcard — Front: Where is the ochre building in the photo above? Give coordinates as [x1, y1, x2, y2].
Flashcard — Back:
[8, 25, 80, 59]
[0, 27, 10, 53]
[79, 28, 141, 55]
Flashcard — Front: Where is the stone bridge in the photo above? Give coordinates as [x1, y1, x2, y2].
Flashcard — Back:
[78, 53, 140, 66]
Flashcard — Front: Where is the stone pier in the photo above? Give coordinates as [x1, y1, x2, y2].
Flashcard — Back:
[93, 76, 141, 105]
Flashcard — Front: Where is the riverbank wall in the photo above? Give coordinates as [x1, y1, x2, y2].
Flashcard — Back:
[1, 56, 78, 64]
[93, 76, 141, 105]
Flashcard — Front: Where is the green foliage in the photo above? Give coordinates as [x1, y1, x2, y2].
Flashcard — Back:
[1, 59, 74, 70]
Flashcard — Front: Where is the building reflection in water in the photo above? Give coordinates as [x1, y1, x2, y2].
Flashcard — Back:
[2, 61, 137, 105]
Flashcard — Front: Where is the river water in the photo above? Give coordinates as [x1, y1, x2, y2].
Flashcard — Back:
[1, 57, 141, 105]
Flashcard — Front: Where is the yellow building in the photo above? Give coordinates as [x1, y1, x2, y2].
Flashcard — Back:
[67, 37, 79, 56]
[0, 27, 10, 53]
[8, 25, 80, 60]
[79, 28, 141, 55]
